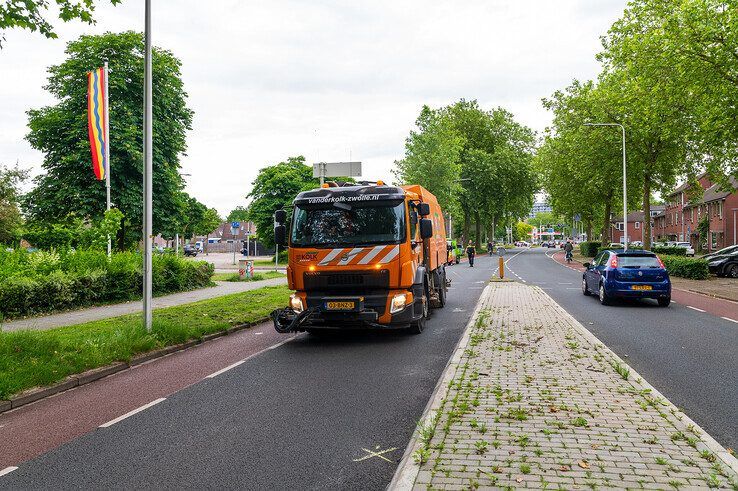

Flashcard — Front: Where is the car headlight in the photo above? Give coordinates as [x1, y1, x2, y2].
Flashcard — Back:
[390, 293, 409, 314]
[289, 294, 304, 313]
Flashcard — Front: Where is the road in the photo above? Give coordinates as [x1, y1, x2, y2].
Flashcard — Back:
[2, 248, 736, 488]
[0, 255, 497, 490]
[506, 246, 738, 451]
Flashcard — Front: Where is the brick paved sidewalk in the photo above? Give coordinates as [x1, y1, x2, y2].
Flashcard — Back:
[393, 282, 738, 490]
[0, 277, 287, 332]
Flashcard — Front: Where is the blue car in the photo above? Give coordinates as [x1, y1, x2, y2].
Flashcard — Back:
[582, 250, 671, 307]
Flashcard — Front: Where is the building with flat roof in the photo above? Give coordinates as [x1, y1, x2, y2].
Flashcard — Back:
[529, 201, 552, 218]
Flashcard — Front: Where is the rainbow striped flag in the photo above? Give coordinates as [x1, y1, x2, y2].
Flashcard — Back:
[87, 67, 107, 181]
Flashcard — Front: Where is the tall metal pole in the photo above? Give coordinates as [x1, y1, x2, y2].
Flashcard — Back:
[621, 125, 627, 251]
[143, 0, 153, 331]
[104, 61, 111, 257]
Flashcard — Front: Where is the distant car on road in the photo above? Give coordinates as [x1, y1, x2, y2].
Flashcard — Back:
[183, 244, 198, 257]
[707, 249, 738, 278]
[582, 249, 671, 307]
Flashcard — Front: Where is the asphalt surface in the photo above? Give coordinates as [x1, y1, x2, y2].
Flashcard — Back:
[507, 246, 738, 451]
[0, 256, 498, 490]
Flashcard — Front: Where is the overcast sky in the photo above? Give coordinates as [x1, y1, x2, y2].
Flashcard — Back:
[0, 0, 627, 216]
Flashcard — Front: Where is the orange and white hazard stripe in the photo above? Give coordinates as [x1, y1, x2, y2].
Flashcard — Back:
[317, 245, 400, 266]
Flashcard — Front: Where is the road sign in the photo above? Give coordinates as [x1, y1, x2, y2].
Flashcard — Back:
[574, 214, 581, 221]
[312, 161, 362, 179]
[231, 221, 240, 228]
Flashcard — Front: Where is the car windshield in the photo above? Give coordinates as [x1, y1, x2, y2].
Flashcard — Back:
[290, 200, 406, 247]
[711, 245, 738, 256]
[617, 255, 662, 268]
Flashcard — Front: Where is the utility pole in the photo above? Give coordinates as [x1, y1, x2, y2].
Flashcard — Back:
[104, 61, 111, 257]
[142, 0, 153, 331]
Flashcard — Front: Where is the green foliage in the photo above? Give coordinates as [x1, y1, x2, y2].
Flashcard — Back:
[0, 285, 290, 399]
[247, 156, 318, 249]
[0, 164, 28, 244]
[660, 255, 709, 280]
[226, 206, 250, 223]
[0, 249, 214, 319]
[579, 241, 602, 257]
[0, 0, 121, 47]
[513, 222, 533, 242]
[22, 32, 193, 246]
[651, 246, 686, 257]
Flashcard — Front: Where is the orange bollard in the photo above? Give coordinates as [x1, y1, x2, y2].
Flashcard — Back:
[499, 256, 504, 279]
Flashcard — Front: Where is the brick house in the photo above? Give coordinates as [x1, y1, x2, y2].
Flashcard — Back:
[611, 206, 665, 244]
[653, 174, 738, 251]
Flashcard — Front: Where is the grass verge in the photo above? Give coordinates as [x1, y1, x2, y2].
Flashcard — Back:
[0, 285, 290, 400]
[211, 271, 285, 282]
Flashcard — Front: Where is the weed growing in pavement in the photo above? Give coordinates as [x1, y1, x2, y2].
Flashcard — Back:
[611, 360, 630, 380]
[571, 417, 588, 427]
[474, 440, 489, 455]
[655, 457, 668, 465]
[412, 447, 431, 465]
[520, 463, 531, 474]
[668, 479, 683, 489]
[478, 423, 487, 434]
[469, 418, 478, 429]
[710, 462, 728, 477]
[686, 437, 698, 448]
[516, 434, 530, 448]
[699, 450, 717, 462]
[503, 408, 529, 421]
[643, 436, 658, 445]
[491, 440, 500, 449]
[705, 473, 721, 488]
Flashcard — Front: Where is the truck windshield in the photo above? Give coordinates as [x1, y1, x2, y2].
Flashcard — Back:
[291, 201, 406, 247]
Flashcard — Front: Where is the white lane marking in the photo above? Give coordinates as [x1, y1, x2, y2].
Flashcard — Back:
[254, 332, 263, 335]
[721, 316, 738, 324]
[558, 282, 573, 285]
[377, 245, 400, 263]
[686, 306, 705, 312]
[566, 287, 579, 290]
[206, 360, 246, 378]
[99, 398, 166, 428]
[357, 245, 386, 265]
[0, 467, 18, 477]
[470, 287, 484, 289]
[318, 248, 343, 266]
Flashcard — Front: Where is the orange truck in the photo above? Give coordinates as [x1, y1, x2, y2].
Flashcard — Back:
[271, 182, 449, 334]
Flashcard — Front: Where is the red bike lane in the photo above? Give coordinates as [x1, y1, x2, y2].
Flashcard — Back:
[549, 250, 738, 323]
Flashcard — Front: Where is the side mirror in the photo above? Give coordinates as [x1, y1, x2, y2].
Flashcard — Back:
[274, 209, 287, 225]
[410, 211, 418, 225]
[417, 202, 431, 217]
[420, 218, 433, 239]
[583, 262, 591, 268]
[274, 224, 287, 247]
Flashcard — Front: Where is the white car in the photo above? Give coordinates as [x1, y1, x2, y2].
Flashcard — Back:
[667, 241, 695, 256]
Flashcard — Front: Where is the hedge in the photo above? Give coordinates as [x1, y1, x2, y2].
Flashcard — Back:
[0, 250, 214, 320]
[660, 255, 710, 280]
[651, 246, 687, 256]
[579, 241, 601, 257]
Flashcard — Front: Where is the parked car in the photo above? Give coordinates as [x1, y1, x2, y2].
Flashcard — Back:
[702, 244, 738, 262]
[630, 241, 643, 247]
[707, 250, 738, 278]
[667, 241, 695, 256]
[183, 244, 198, 257]
[608, 243, 624, 249]
[582, 249, 671, 306]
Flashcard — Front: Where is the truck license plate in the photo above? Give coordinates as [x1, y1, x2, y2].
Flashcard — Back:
[326, 301, 356, 310]
[630, 285, 652, 291]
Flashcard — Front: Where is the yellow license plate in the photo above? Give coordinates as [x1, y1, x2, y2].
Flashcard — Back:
[326, 301, 355, 310]
[631, 285, 652, 291]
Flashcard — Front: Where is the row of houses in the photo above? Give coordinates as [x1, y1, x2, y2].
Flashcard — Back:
[154, 220, 273, 255]
[610, 174, 738, 251]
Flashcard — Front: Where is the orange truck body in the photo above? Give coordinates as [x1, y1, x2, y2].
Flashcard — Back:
[281, 182, 448, 330]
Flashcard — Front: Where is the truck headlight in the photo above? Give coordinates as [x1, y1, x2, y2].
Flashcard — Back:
[289, 294, 304, 313]
[390, 293, 409, 314]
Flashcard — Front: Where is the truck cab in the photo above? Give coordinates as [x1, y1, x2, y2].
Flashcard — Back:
[271, 182, 448, 334]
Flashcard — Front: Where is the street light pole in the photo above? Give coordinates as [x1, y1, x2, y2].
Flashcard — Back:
[142, 0, 153, 331]
[584, 123, 627, 251]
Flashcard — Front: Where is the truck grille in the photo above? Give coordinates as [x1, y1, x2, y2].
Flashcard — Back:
[304, 270, 389, 291]
[327, 274, 364, 286]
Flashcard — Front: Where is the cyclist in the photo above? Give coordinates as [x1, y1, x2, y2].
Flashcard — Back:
[564, 239, 574, 263]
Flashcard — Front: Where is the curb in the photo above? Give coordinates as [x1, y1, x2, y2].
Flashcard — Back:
[0, 317, 271, 416]
[540, 285, 738, 476]
[389, 283, 493, 491]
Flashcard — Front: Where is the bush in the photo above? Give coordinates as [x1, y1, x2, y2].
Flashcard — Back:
[651, 246, 686, 256]
[0, 249, 214, 319]
[660, 255, 709, 280]
[273, 249, 288, 263]
[579, 241, 601, 257]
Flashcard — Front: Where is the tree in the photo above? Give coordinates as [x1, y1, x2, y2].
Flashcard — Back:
[0, 164, 27, 244]
[22, 31, 193, 248]
[226, 206, 249, 223]
[0, 0, 120, 47]
[196, 207, 221, 255]
[247, 156, 318, 249]
[513, 222, 533, 242]
[393, 105, 463, 210]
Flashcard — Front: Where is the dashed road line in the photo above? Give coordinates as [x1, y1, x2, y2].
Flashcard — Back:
[721, 316, 738, 324]
[686, 306, 706, 313]
[0, 467, 18, 477]
[99, 398, 166, 428]
[206, 360, 246, 378]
